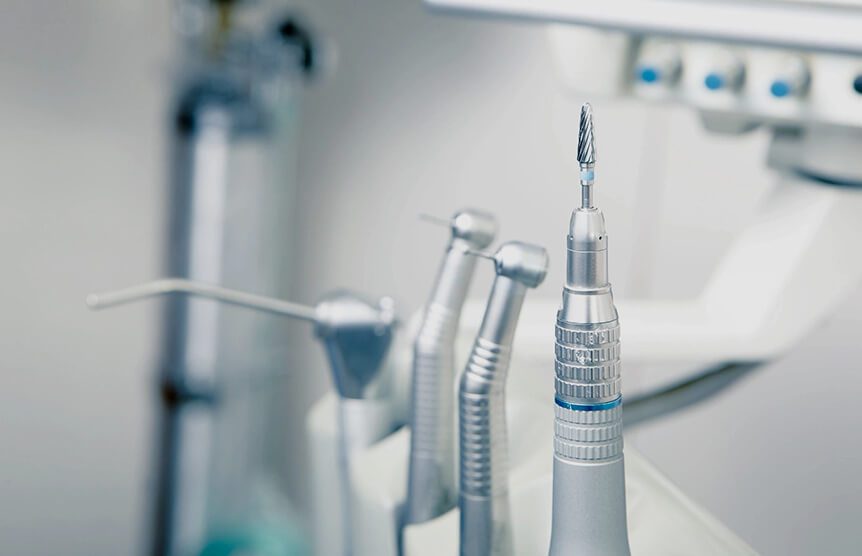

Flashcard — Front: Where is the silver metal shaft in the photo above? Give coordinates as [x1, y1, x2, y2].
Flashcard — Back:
[155, 94, 236, 556]
[404, 209, 497, 526]
[549, 103, 631, 556]
[459, 242, 548, 556]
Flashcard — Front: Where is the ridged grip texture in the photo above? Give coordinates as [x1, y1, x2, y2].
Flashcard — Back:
[554, 319, 623, 462]
[459, 337, 512, 499]
[405, 301, 458, 521]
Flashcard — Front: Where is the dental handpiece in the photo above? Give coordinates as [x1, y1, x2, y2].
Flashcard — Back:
[459, 242, 549, 556]
[405, 210, 497, 526]
[548, 104, 631, 556]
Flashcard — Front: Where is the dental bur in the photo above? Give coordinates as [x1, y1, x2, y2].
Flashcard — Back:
[405, 210, 497, 525]
[549, 104, 631, 556]
[459, 242, 549, 556]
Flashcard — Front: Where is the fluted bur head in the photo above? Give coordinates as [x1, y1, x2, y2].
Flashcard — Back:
[577, 103, 596, 166]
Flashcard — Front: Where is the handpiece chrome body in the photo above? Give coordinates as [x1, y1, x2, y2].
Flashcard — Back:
[459, 242, 549, 556]
[549, 104, 631, 556]
[405, 210, 497, 525]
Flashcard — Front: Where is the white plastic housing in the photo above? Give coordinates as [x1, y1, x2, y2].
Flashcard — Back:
[425, 0, 862, 55]
[549, 27, 862, 130]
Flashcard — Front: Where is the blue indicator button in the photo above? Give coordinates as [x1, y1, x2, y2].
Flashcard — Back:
[555, 397, 622, 412]
[770, 80, 791, 98]
[638, 66, 660, 84]
[704, 73, 725, 91]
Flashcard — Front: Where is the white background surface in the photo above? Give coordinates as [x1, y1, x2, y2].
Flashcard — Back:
[1, 0, 860, 555]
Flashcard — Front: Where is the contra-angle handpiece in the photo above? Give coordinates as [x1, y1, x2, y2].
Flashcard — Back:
[548, 103, 631, 556]
[459, 242, 549, 556]
[405, 209, 497, 526]
[87, 278, 396, 555]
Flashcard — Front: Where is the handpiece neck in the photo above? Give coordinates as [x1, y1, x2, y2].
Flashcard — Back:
[427, 240, 479, 311]
[477, 276, 528, 348]
[566, 207, 610, 294]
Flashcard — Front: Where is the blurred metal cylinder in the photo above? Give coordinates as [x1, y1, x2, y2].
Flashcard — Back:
[152, 40, 305, 555]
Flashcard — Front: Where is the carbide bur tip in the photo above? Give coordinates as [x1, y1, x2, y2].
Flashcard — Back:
[577, 103, 596, 166]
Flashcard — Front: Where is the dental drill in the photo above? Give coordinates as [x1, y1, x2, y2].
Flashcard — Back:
[458, 242, 549, 556]
[86, 279, 396, 556]
[548, 104, 631, 556]
[404, 210, 497, 525]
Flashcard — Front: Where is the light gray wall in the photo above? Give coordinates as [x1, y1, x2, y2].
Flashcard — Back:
[0, 2, 170, 555]
[2, 0, 861, 555]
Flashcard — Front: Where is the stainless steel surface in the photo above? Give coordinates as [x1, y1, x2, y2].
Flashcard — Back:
[549, 104, 631, 556]
[404, 209, 497, 526]
[459, 241, 548, 556]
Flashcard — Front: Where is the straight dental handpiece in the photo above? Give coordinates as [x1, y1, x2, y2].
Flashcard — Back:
[405, 209, 497, 526]
[459, 242, 549, 556]
[549, 104, 631, 556]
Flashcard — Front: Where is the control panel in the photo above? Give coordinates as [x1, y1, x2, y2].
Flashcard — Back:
[549, 29, 862, 130]
[427, 0, 862, 130]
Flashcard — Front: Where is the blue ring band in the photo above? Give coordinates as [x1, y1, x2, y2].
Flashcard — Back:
[555, 396, 622, 411]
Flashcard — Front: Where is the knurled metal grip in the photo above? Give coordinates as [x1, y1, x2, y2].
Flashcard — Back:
[410, 302, 457, 459]
[459, 338, 511, 498]
[406, 301, 458, 519]
[457, 242, 547, 556]
[554, 318, 623, 462]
